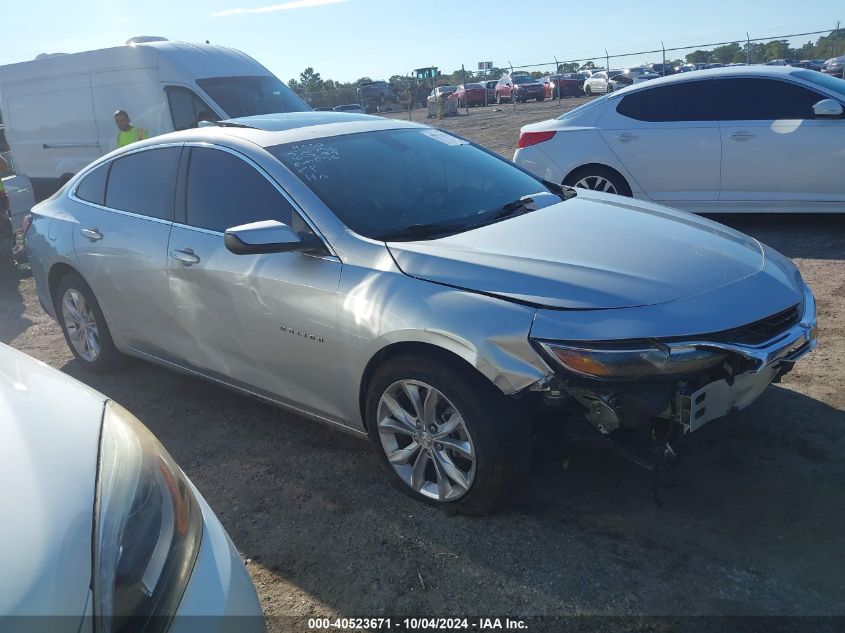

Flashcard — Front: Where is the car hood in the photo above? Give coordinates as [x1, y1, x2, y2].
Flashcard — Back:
[0, 344, 104, 624]
[387, 192, 764, 310]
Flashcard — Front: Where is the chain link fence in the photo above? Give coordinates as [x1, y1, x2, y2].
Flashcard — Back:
[288, 25, 844, 119]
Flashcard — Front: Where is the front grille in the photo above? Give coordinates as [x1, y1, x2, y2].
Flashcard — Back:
[684, 304, 801, 346]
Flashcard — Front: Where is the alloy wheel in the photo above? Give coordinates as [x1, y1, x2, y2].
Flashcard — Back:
[377, 380, 476, 501]
[574, 175, 618, 194]
[61, 288, 100, 362]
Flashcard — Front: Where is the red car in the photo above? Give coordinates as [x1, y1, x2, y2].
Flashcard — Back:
[540, 73, 588, 99]
[451, 83, 487, 107]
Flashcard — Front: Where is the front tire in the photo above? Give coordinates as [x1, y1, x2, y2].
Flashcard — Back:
[365, 354, 531, 514]
[585, 85, 592, 95]
[55, 271, 123, 373]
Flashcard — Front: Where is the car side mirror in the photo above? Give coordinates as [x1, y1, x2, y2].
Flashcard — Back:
[813, 99, 843, 117]
[224, 220, 320, 255]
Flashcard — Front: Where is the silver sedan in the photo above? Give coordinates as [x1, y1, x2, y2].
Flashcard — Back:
[27, 112, 817, 513]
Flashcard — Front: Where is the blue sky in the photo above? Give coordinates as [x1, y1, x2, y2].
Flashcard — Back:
[4, 0, 843, 82]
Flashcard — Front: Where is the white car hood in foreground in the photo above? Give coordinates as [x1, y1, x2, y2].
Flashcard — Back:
[388, 192, 764, 310]
[0, 344, 105, 623]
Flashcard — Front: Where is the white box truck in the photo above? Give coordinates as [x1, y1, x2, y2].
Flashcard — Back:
[0, 36, 310, 202]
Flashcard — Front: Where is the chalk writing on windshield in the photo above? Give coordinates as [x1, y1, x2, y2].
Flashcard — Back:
[285, 143, 340, 182]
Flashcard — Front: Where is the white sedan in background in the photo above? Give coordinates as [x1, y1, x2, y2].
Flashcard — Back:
[515, 66, 845, 214]
[0, 343, 264, 632]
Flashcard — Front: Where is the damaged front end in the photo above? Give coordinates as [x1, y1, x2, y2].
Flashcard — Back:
[529, 288, 817, 464]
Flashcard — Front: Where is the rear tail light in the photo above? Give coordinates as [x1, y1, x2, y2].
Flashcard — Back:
[21, 214, 33, 242]
[517, 131, 556, 149]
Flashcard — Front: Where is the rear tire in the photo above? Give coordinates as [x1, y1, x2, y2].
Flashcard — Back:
[564, 165, 632, 197]
[55, 271, 124, 373]
[365, 353, 531, 515]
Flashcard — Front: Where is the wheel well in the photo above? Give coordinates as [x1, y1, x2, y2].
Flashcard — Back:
[358, 342, 490, 428]
[562, 163, 633, 196]
[47, 262, 78, 309]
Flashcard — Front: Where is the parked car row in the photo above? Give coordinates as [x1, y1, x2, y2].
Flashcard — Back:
[583, 68, 661, 94]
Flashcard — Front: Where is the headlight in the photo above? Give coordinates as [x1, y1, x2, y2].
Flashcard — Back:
[535, 340, 726, 381]
[93, 401, 202, 633]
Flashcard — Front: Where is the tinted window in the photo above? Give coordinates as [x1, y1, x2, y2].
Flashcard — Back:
[75, 162, 109, 205]
[617, 81, 714, 122]
[790, 69, 845, 96]
[269, 128, 558, 241]
[105, 148, 181, 219]
[195, 76, 310, 118]
[166, 87, 217, 131]
[185, 147, 294, 233]
[714, 78, 824, 120]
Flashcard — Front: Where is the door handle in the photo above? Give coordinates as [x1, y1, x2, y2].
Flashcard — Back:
[170, 248, 200, 266]
[614, 133, 639, 143]
[729, 131, 756, 141]
[81, 228, 103, 241]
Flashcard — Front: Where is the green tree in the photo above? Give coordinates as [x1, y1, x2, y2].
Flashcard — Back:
[558, 62, 579, 73]
[299, 67, 324, 92]
[814, 29, 845, 59]
[711, 42, 742, 64]
[685, 49, 712, 64]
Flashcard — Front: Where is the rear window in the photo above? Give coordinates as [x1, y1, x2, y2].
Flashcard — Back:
[75, 162, 109, 206]
[616, 81, 714, 122]
[196, 76, 310, 118]
[105, 147, 181, 220]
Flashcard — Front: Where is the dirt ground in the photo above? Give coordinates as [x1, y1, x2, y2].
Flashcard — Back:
[383, 96, 596, 158]
[2, 98, 844, 630]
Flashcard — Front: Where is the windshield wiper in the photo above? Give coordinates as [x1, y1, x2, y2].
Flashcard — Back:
[484, 196, 538, 222]
[377, 222, 468, 242]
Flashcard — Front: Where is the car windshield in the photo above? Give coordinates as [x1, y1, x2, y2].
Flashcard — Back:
[791, 70, 845, 95]
[268, 128, 562, 241]
[196, 76, 310, 118]
[512, 75, 534, 84]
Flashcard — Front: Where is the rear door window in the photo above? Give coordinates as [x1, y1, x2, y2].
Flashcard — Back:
[184, 147, 295, 233]
[105, 147, 181, 220]
[616, 81, 715, 122]
[714, 78, 825, 120]
[75, 162, 110, 206]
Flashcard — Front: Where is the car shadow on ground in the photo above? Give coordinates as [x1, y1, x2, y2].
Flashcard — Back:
[60, 357, 845, 622]
[705, 214, 845, 261]
[0, 265, 33, 343]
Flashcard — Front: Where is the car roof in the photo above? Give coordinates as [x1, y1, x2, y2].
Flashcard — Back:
[101, 112, 426, 155]
[609, 64, 812, 94]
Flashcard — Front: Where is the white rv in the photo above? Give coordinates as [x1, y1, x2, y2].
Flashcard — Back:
[0, 37, 309, 201]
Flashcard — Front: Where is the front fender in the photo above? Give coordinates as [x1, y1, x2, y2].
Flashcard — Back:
[333, 253, 553, 427]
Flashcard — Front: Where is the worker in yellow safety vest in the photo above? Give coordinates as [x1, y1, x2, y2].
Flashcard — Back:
[114, 110, 149, 148]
